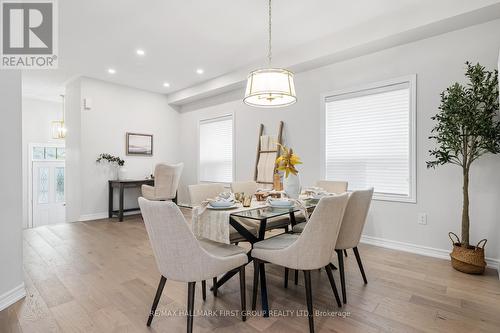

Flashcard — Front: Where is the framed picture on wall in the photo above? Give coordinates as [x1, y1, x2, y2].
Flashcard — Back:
[126, 133, 153, 156]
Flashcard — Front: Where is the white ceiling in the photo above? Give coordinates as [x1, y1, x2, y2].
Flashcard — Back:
[22, 0, 500, 102]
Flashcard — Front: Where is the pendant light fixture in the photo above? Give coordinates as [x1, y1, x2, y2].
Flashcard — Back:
[243, 0, 296, 108]
[51, 94, 67, 139]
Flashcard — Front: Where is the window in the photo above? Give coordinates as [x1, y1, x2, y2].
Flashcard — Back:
[199, 115, 233, 183]
[32, 146, 65, 160]
[323, 76, 416, 202]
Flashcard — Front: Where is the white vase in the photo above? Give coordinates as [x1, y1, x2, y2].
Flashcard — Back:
[117, 167, 127, 180]
[284, 173, 301, 199]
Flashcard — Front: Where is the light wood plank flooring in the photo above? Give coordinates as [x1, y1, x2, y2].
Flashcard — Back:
[1, 211, 499, 333]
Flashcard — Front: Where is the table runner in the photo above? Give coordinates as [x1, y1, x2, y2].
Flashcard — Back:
[192, 200, 267, 244]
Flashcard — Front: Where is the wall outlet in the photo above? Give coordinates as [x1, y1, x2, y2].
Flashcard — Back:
[418, 213, 427, 225]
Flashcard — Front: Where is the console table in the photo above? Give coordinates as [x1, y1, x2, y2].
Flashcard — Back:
[108, 179, 154, 221]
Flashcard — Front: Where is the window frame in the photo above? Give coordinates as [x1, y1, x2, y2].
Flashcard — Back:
[197, 113, 235, 185]
[320, 75, 417, 203]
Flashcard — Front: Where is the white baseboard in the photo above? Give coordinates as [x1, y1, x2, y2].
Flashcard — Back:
[0, 283, 26, 312]
[79, 210, 141, 222]
[360, 235, 500, 275]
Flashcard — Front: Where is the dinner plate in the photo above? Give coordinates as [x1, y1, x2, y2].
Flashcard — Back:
[269, 202, 294, 209]
[208, 200, 235, 208]
[207, 204, 238, 210]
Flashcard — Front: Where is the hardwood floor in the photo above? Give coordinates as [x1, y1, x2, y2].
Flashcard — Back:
[1, 211, 499, 332]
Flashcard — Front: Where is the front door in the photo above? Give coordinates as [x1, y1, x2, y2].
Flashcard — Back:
[32, 161, 65, 227]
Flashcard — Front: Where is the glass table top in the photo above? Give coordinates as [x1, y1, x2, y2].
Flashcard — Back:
[230, 199, 318, 221]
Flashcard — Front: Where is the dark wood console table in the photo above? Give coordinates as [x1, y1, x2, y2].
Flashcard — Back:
[108, 179, 154, 221]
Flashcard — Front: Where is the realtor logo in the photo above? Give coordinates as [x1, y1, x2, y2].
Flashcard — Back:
[1, 0, 58, 69]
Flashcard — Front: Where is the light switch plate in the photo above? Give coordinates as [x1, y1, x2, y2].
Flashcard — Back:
[83, 98, 92, 110]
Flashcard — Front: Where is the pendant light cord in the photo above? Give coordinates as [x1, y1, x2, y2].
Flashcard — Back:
[268, 0, 272, 65]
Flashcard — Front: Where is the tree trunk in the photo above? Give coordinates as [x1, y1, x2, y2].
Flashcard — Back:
[461, 167, 470, 247]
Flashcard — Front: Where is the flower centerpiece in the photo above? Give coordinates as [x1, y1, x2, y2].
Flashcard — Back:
[276, 144, 302, 198]
[96, 153, 126, 180]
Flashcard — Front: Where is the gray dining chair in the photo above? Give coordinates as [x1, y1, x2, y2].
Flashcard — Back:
[291, 189, 373, 302]
[316, 180, 348, 194]
[138, 198, 248, 332]
[251, 194, 349, 333]
[188, 183, 226, 206]
[334, 188, 373, 304]
[230, 180, 258, 196]
[141, 163, 183, 202]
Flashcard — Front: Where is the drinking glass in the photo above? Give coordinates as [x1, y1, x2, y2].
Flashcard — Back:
[242, 195, 252, 207]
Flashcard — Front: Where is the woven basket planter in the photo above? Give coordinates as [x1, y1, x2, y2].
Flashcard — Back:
[449, 232, 487, 275]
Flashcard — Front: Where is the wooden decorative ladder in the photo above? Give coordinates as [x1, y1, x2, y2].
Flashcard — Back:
[253, 121, 284, 189]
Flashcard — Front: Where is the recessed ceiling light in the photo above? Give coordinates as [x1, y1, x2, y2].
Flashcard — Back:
[163, 82, 170, 88]
[196, 68, 204, 74]
[136, 49, 145, 56]
[108, 68, 116, 74]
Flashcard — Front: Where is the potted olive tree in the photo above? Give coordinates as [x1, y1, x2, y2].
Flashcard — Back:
[427, 62, 500, 274]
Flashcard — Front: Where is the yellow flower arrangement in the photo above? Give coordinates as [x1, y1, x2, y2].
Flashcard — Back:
[276, 143, 302, 178]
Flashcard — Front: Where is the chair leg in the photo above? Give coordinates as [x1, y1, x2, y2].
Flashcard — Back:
[353, 247, 368, 284]
[336, 249, 347, 304]
[252, 260, 259, 310]
[344, 249, 348, 257]
[147, 275, 166, 326]
[324, 265, 342, 308]
[187, 282, 196, 333]
[303, 270, 315, 333]
[329, 262, 337, 271]
[212, 277, 218, 297]
[239, 266, 247, 322]
[294, 269, 299, 285]
[202, 280, 206, 301]
[259, 262, 269, 317]
[284, 267, 289, 288]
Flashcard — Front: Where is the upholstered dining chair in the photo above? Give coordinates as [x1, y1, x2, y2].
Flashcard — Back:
[231, 180, 258, 196]
[141, 163, 183, 202]
[138, 198, 248, 333]
[316, 180, 348, 194]
[287, 179, 349, 285]
[334, 188, 373, 304]
[188, 183, 225, 206]
[291, 188, 373, 298]
[251, 194, 349, 333]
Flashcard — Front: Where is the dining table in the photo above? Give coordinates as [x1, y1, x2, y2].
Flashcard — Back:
[191, 197, 318, 317]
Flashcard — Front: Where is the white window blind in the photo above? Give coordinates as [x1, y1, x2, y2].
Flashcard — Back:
[325, 80, 415, 201]
[199, 115, 233, 183]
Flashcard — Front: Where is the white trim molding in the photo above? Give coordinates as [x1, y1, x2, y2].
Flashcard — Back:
[361, 235, 500, 275]
[79, 211, 140, 222]
[0, 283, 26, 312]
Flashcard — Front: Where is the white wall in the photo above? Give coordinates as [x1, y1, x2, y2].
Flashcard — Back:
[21, 98, 63, 227]
[65, 79, 82, 222]
[0, 71, 25, 310]
[66, 78, 180, 221]
[178, 19, 500, 262]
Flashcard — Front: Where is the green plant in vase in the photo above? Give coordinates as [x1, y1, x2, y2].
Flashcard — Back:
[276, 143, 302, 198]
[96, 153, 125, 180]
[427, 62, 500, 274]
